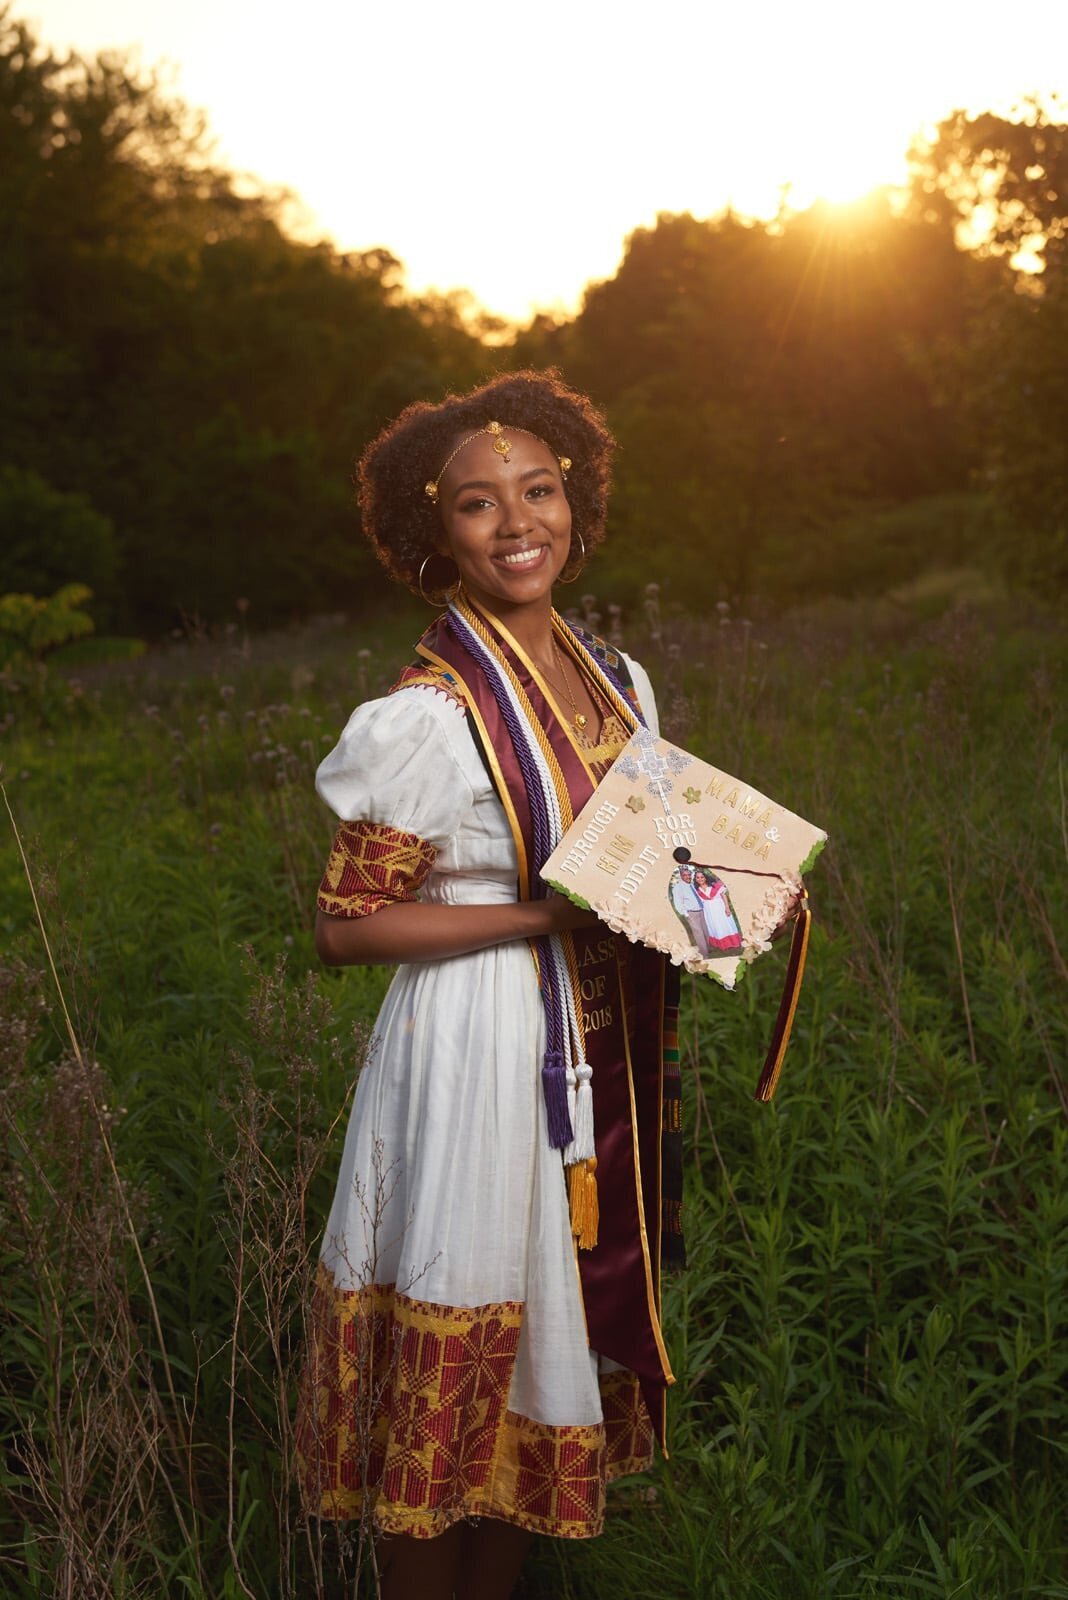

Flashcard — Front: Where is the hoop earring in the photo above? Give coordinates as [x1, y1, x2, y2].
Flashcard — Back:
[417, 552, 461, 606]
[556, 531, 588, 586]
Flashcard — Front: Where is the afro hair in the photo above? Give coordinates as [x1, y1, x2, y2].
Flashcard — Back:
[355, 369, 616, 594]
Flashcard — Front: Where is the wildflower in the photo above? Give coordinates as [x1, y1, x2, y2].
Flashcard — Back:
[220, 684, 235, 701]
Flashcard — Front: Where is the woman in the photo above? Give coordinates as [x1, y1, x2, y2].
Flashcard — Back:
[692, 867, 743, 956]
[297, 371, 682, 1600]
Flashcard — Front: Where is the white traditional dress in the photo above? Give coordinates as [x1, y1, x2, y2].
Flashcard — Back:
[696, 876, 743, 954]
[296, 632, 673, 1541]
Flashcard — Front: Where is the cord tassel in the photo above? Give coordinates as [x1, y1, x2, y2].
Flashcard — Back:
[565, 1061, 595, 1163]
[755, 895, 812, 1102]
[542, 1049, 574, 1147]
[565, 1061, 578, 1144]
[567, 1157, 599, 1249]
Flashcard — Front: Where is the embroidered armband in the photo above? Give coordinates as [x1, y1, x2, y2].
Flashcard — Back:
[317, 821, 437, 919]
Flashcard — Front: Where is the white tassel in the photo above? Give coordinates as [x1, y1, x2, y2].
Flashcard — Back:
[565, 1060, 577, 1144]
[567, 1062, 595, 1163]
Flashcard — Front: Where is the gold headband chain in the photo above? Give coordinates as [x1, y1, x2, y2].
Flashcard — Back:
[424, 420, 572, 503]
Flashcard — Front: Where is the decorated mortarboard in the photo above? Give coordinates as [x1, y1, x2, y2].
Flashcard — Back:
[540, 728, 827, 1099]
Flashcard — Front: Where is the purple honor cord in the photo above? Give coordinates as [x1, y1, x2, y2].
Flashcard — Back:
[445, 606, 646, 1153]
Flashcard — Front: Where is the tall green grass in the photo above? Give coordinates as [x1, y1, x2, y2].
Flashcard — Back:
[1, 595, 1065, 1598]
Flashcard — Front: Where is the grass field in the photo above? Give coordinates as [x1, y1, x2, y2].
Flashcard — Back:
[1, 592, 1065, 1598]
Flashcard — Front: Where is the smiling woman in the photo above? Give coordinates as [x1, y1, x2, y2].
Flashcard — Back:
[355, 371, 613, 602]
[432, 426, 573, 609]
[296, 370, 684, 1600]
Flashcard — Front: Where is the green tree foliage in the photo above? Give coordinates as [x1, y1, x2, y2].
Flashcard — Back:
[908, 103, 1068, 589]
[0, 465, 117, 602]
[909, 99, 1067, 268]
[514, 201, 977, 605]
[0, 581, 93, 666]
[0, 11, 483, 632]
[511, 105, 1068, 608]
[3, 8, 1066, 628]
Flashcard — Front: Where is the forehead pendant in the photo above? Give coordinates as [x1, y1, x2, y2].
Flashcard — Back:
[424, 419, 570, 502]
[487, 421, 512, 460]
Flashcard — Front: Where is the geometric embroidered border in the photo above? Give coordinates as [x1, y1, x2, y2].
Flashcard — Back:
[316, 820, 436, 920]
[295, 1266, 654, 1541]
[388, 663, 468, 712]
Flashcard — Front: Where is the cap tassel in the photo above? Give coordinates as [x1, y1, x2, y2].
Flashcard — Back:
[568, 1157, 599, 1249]
[754, 894, 812, 1102]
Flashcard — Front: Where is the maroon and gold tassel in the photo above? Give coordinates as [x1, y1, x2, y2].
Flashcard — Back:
[754, 893, 812, 1102]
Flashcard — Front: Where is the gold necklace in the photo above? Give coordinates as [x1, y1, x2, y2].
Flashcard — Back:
[549, 637, 589, 730]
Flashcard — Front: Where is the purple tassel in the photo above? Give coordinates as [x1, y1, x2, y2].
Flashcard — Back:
[542, 1050, 574, 1148]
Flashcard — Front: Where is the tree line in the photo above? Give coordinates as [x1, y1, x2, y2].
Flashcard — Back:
[1, 9, 1064, 635]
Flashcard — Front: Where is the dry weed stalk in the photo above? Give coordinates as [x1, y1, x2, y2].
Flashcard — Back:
[214, 953, 428, 1598]
[1, 782, 203, 1597]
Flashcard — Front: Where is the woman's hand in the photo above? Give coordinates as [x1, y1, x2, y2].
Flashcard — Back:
[534, 894, 601, 936]
[315, 893, 599, 967]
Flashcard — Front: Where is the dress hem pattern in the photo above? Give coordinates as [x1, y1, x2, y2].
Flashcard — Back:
[296, 1266, 654, 1541]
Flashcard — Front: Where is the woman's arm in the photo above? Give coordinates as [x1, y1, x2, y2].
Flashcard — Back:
[315, 895, 599, 967]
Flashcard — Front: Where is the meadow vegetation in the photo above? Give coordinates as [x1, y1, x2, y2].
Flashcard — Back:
[1, 591, 1065, 1598]
[2, 16, 1066, 1594]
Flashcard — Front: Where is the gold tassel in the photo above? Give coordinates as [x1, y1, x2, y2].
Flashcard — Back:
[567, 1157, 599, 1249]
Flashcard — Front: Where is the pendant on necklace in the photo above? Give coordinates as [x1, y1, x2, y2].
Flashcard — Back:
[574, 712, 588, 730]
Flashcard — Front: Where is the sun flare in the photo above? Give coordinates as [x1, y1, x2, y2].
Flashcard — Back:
[21, 0, 1068, 320]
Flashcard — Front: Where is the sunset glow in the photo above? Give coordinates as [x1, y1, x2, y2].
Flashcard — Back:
[23, 0, 1068, 319]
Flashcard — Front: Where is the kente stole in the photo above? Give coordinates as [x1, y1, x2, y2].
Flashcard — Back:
[415, 600, 682, 1445]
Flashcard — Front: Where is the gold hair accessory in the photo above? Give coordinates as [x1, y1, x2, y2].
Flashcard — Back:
[425, 422, 574, 502]
[487, 420, 511, 459]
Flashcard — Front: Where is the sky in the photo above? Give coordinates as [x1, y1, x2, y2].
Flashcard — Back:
[22, 0, 1068, 321]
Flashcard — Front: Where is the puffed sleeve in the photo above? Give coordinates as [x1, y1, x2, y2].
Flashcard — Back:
[621, 653, 660, 738]
[314, 689, 475, 919]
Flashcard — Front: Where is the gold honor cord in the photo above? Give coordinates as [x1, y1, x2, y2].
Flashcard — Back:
[552, 614, 643, 740]
[754, 891, 812, 1102]
[455, 599, 578, 833]
[456, 598, 609, 1244]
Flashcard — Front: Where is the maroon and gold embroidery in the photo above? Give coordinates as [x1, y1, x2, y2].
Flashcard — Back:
[389, 663, 468, 712]
[296, 1267, 653, 1540]
[316, 821, 436, 919]
[600, 1367, 654, 1480]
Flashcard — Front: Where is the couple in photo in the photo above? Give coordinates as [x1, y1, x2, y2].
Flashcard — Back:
[669, 862, 743, 959]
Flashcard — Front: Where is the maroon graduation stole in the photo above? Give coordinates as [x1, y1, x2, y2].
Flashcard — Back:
[414, 599, 679, 1444]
